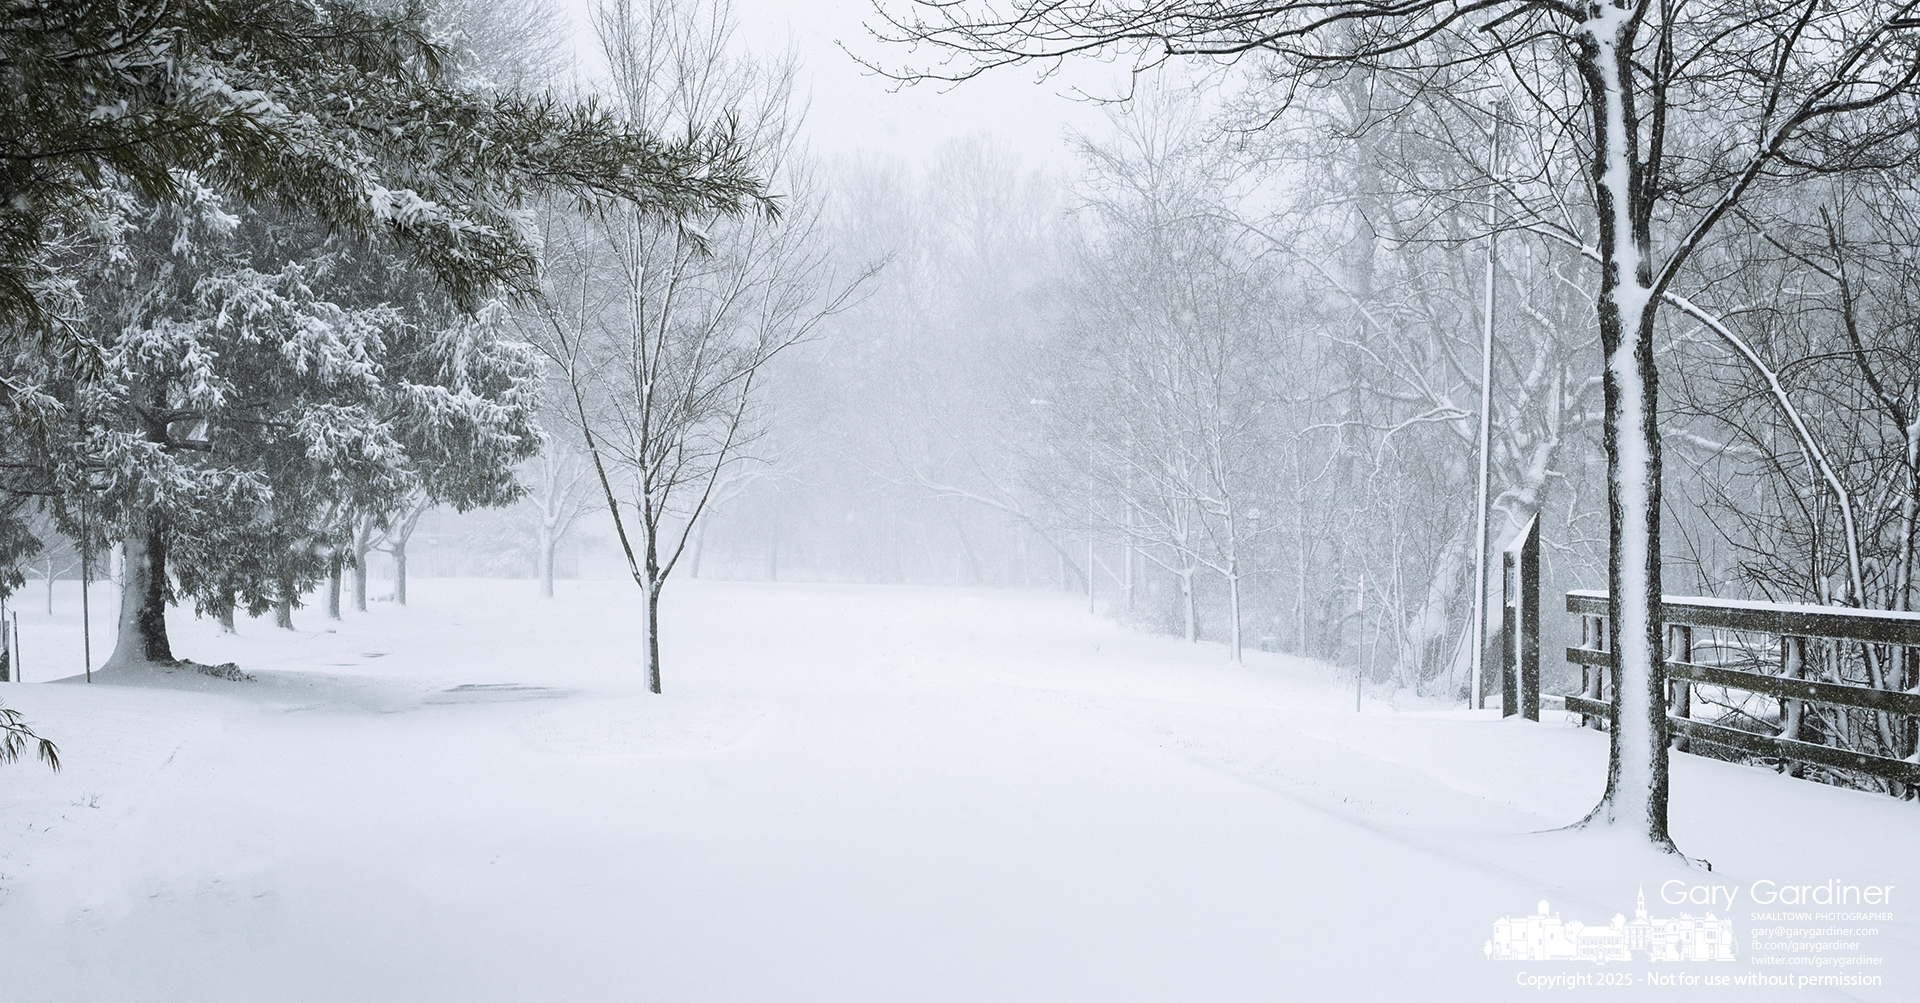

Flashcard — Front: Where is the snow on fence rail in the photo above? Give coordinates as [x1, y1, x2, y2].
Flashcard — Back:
[1548, 590, 1920, 787]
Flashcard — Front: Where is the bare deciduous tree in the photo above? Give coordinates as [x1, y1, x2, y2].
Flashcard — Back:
[534, 0, 864, 693]
[872, 0, 1920, 851]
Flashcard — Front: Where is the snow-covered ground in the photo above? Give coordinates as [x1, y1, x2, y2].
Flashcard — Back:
[0, 579, 1912, 1001]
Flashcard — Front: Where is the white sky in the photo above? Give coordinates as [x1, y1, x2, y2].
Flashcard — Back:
[554, 0, 1128, 170]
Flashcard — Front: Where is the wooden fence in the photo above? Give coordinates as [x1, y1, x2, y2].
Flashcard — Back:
[1552, 590, 1920, 785]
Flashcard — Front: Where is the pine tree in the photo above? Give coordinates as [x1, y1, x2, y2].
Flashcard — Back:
[0, 0, 769, 329]
[61, 190, 542, 669]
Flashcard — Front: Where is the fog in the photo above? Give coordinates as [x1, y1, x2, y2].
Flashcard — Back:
[425, 0, 1920, 748]
[5, 0, 1919, 998]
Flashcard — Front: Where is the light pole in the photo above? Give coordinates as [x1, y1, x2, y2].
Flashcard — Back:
[1469, 98, 1503, 710]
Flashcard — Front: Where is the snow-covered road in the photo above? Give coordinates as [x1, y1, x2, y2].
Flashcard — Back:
[1, 580, 1912, 1001]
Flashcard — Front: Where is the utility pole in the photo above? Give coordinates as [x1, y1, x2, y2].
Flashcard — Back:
[1469, 98, 1502, 710]
[81, 497, 91, 683]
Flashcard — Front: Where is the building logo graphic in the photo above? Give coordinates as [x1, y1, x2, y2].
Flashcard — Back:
[1487, 887, 1736, 963]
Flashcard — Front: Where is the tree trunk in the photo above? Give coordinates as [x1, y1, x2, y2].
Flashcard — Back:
[1180, 566, 1197, 643]
[1086, 535, 1095, 612]
[393, 542, 408, 606]
[1226, 569, 1243, 664]
[109, 542, 123, 624]
[1406, 523, 1473, 694]
[102, 520, 175, 670]
[646, 580, 662, 695]
[539, 521, 556, 598]
[689, 518, 707, 579]
[326, 554, 342, 620]
[1578, 18, 1673, 850]
[274, 563, 296, 630]
[1295, 508, 1309, 654]
[274, 593, 294, 629]
[1898, 418, 1920, 617]
[352, 543, 369, 612]
[217, 603, 235, 634]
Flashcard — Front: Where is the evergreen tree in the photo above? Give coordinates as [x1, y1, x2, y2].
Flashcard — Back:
[61, 189, 542, 669]
[0, 0, 767, 328]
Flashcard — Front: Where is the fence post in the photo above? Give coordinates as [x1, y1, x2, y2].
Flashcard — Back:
[1518, 517, 1539, 721]
[1909, 647, 1919, 761]
[1502, 548, 1517, 717]
[1582, 612, 1607, 730]
[1579, 613, 1590, 725]
[1780, 635, 1805, 778]
[1669, 624, 1692, 751]
[1500, 515, 1540, 721]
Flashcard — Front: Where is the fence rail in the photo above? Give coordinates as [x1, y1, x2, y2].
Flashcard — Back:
[1553, 590, 1920, 787]
[1565, 589, 1920, 646]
